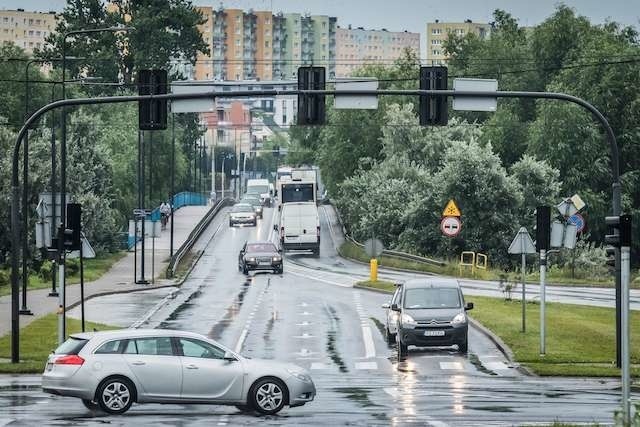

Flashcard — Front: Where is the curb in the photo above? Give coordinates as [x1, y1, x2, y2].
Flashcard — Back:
[338, 251, 438, 276]
[353, 282, 533, 376]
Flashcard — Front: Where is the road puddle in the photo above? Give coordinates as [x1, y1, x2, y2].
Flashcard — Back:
[325, 305, 348, 373]
[207, 279, 252, 339]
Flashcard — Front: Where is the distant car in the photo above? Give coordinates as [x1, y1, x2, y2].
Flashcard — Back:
[229, 203, 257, 227]
[386, 279, 473, 358]
[241, 196, 263, 219]
[382, 283, 403, 344]
[42, 329, 315, 415]
[239, 241, 283, 275]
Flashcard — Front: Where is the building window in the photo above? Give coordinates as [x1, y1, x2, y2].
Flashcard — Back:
[431, 28, 442, 35]
[265, 40, 270, 48]
[28, 30, 34, 36]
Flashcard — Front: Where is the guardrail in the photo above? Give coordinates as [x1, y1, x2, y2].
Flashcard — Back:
[165, 197, 234, 278]
[331, 200, 446, 268]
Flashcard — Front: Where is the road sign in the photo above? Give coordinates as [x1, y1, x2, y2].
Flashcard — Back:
[508, 227, 536, 254]
[556, 198, 579, 217]
[568, 213, 585, 233]
[442, 200, 461, 217]
[441, 216, 462, 237]
[364, 238, 384, 258]
[334, 79, 378, 109]
[452, 78, 498, 112]
[67, 234, 96, 259]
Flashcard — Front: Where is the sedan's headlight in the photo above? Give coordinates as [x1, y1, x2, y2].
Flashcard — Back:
[452, 312, 467, 325]
[272, 256, 281, 262]
[401, 313, 417, 327]
[247, 257, 256, 263]
[287, 369, 312, 383]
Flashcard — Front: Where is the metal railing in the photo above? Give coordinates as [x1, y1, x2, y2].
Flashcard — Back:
[166, 197, 234, 278]
[331, 201, 446, 268]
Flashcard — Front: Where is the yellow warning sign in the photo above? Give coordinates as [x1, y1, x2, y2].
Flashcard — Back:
[442, 199, 461, 217]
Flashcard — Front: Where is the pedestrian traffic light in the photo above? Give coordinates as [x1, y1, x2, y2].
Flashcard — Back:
[535, 206, 551, 251]
[138, 69, 168, 130]
[419, 66, 448, 126]
[297, 66, 325, 125]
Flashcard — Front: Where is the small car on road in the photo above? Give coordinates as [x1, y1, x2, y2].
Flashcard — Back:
[383, 278, 473, 358]
[229, 203, 257, 227]
[42, 329, 315, 415]
[240, 196, 264, 219]
[239, 241, 283, 275]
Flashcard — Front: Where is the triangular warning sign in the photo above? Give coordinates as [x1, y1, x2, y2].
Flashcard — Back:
[442, 199, 461, 217]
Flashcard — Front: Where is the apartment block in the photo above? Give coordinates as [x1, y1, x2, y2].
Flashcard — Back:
[0, 9, 57, 55]
[426, 19, 491, 64]
[335, 26, 420, 77]
[195, 7, 337, 81]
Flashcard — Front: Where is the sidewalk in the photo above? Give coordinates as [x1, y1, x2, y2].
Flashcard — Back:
[0, 205, 210, 336]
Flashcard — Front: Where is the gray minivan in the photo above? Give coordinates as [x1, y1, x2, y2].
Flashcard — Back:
[383, 279, 473, 358]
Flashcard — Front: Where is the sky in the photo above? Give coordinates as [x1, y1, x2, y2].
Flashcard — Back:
[3, 0, 639, 58]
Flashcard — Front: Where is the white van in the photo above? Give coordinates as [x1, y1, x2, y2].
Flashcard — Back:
[246, 178, 272, 207]
[278, 202, 320, 255]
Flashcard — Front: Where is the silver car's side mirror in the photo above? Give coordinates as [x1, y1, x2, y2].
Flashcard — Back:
[223, 351, 237, 362]
[381, 302, 390, 309]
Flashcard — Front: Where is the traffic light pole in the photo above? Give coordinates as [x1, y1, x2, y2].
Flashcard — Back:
[619, 214, 632, 424]
[8, 88, 622, 365]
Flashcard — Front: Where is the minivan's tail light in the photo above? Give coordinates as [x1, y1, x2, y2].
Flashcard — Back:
[54, 355, 85, 365]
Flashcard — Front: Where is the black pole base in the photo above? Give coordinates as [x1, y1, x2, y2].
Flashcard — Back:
[48, 291, 59, 297]
[19, 308, 33, 315]
[136, 280, 150, 285]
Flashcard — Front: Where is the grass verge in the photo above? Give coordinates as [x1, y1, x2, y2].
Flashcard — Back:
[342, 241, 638, 288]
[0, 314, 118, 374]
[0, 251, 127, 297]
[355, 280, 639, 377]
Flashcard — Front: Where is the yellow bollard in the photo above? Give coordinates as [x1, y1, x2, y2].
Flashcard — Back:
[370, 258, 378, 282]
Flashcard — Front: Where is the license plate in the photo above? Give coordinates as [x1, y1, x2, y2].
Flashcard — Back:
[259, 262, 271, 266]
[424, 330, 445, 337]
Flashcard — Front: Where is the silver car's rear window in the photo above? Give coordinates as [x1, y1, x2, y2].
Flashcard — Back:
[54, 337, 89, 355]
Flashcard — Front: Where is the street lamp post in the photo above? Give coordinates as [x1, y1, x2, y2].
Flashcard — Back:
[58, 26, 133, 343]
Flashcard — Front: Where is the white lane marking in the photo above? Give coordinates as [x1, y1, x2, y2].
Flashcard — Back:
[353, 292, 376, 359]
[355, 361, 378, 370]
[295, 348, 316, 357]
[310, 362, 328, 370]
[287, 267, 353, 288]
[439, 362, 464, 370]
[234, 278, 270, 353]
[296, 321, 312, 326]
[299, 302, 309, 307]
[298, 311, 314, 316]
[294, 333, 315, 339]
[484, 361, 510, 370]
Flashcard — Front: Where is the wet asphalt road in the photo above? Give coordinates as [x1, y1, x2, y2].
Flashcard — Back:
[2, 204, 637, 426]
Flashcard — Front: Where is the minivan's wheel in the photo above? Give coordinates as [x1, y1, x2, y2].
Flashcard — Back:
[458, 336, 468, 354]
[385, 327, 396, 345]
[82, 399, 100, 412]
[250, 378, 287, 415]
[97, 377, 134, 415]
[397, 338, 408, 360]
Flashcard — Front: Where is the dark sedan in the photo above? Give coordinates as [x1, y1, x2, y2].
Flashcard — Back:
[238, 241, 283, 275]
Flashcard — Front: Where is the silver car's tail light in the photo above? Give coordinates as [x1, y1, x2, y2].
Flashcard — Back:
[54, 355, 85, 365]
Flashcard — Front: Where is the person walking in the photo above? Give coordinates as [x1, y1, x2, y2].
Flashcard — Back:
[160, 201, 170, 230]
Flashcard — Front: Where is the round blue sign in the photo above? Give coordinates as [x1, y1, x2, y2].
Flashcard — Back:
[568, 213, 585, 233]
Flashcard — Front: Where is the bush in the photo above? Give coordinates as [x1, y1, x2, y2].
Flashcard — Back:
[39, 261, 54, 282]
[0, 270, 9, 287]
[66, 259, 80, 276]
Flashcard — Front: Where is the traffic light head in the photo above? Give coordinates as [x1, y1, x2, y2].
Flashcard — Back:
[535, 206, 551, 251]
[604, 215, 620, 247]
[297, 66, 326, 125]
[605, 246, 616, 268]
[419, 66, 448, 126]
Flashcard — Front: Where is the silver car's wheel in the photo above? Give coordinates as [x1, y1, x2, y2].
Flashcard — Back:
[251, 378, 287, 415]
[97, 378, 134, 415]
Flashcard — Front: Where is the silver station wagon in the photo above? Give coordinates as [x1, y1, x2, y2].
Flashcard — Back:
[42, 329, 315, 415]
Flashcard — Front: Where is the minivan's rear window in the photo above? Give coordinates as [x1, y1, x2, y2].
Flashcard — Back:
[54, 337, 89, 355]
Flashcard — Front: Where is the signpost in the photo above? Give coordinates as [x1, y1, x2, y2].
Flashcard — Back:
[364, 238, 384, 282]
[441, 199, 462, 238]
[508, 227, 536, 333]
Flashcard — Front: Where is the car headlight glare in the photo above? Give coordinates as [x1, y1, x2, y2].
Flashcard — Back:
[272, 256, 281, 262]
[452, 313, 467, 325]
[287, 368, 312, 383]
[248, 257, 256, 263]
[401, 313, 417, 326]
